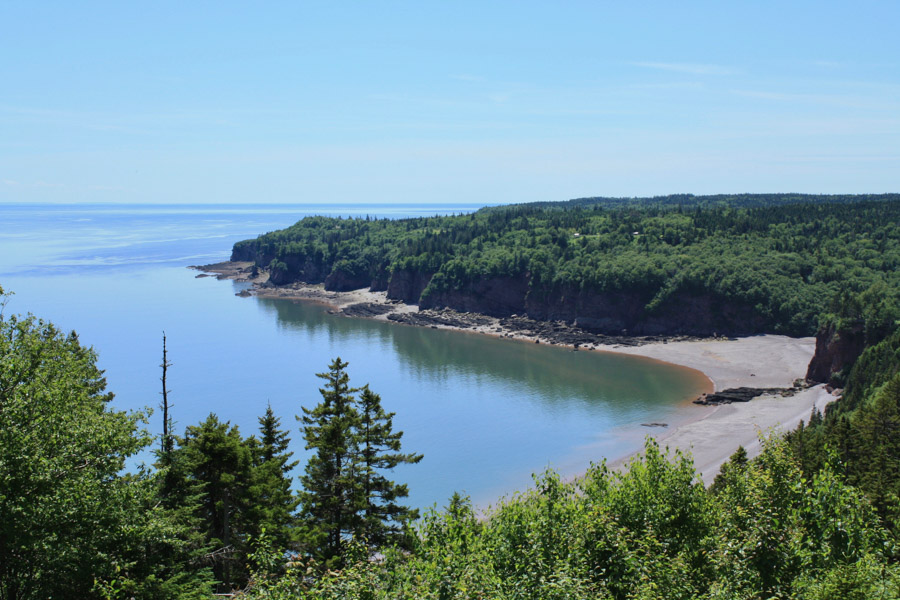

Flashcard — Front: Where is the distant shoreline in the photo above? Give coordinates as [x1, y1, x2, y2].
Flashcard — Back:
[194, 260, 829, 484]
[194, 261, 721, 352]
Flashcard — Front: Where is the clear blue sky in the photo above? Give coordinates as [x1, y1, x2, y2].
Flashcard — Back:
[2, 1, 898, 204]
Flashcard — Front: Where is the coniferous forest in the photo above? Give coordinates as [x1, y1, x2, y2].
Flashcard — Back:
[3, 195, 900, 598]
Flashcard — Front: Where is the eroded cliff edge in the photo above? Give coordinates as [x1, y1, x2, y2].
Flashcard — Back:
[230, 242, 777, 339]
[226, 195, 900, 385]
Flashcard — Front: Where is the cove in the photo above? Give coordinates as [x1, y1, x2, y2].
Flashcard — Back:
[0, 203, 710, 510]
[245, 290, 710, 508]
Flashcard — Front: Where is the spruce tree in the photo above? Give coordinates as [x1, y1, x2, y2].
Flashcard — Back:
[246, 405, 300, 555]
[176, 414, 254, 590]
[298, 357, 362, 566]
[356, 385, 423, 549]
[297, 358, 423, 565]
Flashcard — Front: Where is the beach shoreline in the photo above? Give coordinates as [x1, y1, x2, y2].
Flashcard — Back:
[596, 336, 830, 484]
[194, 261, 829, 484]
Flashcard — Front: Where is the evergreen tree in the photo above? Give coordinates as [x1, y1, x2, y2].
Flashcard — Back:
[149, 343, 215, 598]
[853, 373, 900, 528]
[245, 405, 301, 555]
[298, 357, 362, 566]
[176, 414, 254, 590]
[297, 358, 423, 565]
[356, 385, 423, 548]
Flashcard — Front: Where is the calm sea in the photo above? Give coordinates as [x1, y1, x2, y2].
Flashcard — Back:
[0, 203, 708, 510]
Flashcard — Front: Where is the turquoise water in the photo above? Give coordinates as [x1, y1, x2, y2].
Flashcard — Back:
[0, 203, 707, 509]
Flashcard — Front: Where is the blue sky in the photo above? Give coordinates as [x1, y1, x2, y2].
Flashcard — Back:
[1, 1, 898, 204]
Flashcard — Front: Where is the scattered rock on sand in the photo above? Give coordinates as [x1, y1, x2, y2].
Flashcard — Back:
[694, 387, 790, 405]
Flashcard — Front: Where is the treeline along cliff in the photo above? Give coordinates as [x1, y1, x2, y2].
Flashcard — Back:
[233, 194, 900, 354]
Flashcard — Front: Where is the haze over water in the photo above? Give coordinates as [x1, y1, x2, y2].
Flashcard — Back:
[0, 203, 708, 509]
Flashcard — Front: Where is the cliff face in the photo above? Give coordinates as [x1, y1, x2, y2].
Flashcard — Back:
[270, 257, 327, 285]
[230, 243, 788, 337]
[369, 271, 390, 292]
[420, 276, 529, 316]
[422, 276, 771, 336]
[551, 289, 768, 336]
[805, 322, 867, 383]
[230, 243, 257, 262]
[386, 269, 435, 304]
[323, 269, 371, 292]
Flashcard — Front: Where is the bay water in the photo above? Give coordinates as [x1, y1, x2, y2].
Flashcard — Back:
[0, 203, 708, 510]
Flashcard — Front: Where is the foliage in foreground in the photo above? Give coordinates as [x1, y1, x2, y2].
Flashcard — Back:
[0, 311, 213, 600]
[242, 438, 900, 600]
[4, 276, 900, 599]
[789, 333, 900, 536]
[0, 297, 425, 598]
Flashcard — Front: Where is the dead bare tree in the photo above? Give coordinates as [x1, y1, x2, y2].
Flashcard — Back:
[160, 332, 174, 459]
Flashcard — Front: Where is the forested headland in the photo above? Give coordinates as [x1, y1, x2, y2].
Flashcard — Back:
[4, 193, 900, 598]
[233, 194, 900, 344]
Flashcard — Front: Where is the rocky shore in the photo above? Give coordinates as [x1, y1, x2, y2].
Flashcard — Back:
[193, 260, 830, 484]
[192, 261, 714, 351]
[694, 382, 810, 406]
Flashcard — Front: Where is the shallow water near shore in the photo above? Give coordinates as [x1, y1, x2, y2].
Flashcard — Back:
[1, 203, 709, 509]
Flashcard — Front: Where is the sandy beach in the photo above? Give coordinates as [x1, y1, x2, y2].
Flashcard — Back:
[196, 261, 833, 484]
[601, 336, 835, 483]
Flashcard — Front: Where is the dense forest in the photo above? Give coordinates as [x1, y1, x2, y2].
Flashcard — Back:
[4, 194, 900, 598]
[233, 194, 900, 339]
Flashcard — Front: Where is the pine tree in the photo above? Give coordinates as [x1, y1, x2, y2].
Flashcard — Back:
[246, 405, 300, 555]
[298, 357, 362, 566]
[356, 385, 423, 548]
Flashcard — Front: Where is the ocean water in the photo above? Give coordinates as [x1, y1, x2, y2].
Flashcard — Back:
[0, 203, 708, 510]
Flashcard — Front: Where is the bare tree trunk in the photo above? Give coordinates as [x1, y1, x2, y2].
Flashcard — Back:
[160, 332, 173, 458]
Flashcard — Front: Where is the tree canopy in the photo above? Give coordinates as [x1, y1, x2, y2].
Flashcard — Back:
[0, 312, 211, 599]
[233, 194, 900, 337]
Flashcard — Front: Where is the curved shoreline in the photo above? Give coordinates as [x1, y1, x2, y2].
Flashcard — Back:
[194, 261, 829, 484]
[594, 336, 833, 484]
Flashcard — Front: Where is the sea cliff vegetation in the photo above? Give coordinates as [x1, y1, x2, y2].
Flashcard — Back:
[233, 194, 900, 339]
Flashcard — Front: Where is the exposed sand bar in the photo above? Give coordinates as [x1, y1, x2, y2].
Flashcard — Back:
[656, 385, 834, 484]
